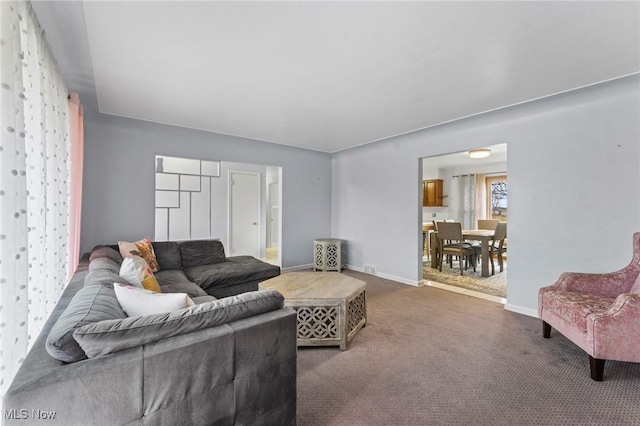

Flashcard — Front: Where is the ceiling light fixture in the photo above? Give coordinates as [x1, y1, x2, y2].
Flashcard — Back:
[468, 149, 491, 159]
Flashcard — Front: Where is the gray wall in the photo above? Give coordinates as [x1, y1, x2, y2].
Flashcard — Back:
[332, 75, 640, 316]
[81, 112, 332, 269]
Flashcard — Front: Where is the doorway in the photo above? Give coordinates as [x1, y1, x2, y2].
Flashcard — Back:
[266, 166, 281, 265]
[229, 171, 260, 257]
[420, 143, 508, 303]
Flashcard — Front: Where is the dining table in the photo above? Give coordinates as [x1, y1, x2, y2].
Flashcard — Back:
[429, 229, 495, 277]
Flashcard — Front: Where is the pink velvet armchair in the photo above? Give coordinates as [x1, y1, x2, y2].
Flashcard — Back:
[538, 232, 640, 381]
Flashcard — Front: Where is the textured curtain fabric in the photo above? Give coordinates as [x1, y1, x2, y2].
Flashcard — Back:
[0, 0, 70, 395]
[455, 174, 476, 229]
[475, 173, 487, 223]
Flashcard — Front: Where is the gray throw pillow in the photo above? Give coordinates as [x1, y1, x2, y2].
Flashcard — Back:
[46, 285, 127, 362]
[73, 290, 284, 358]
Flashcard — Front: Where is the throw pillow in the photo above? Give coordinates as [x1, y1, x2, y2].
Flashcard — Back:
[118, 238, 160, 272]
[119, 256, 161, 292]
[73, 290, 285, 358]
[113, 283, 194, 317]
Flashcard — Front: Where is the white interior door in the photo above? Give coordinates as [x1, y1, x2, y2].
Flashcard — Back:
[229, 172, 260, 257]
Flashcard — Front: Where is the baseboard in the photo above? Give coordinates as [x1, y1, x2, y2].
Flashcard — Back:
[504, 303, 539, 318]
[282, 264, 421, 287]
[282, 263, 314, 272]
[345, 264, 364, 273]
[345, 265, 421, 287]
[378, 272, 422, 286]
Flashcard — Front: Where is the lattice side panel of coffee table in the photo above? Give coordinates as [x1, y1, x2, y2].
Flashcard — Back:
[295, 306, 339, 340]
[347, 291, 366, 336]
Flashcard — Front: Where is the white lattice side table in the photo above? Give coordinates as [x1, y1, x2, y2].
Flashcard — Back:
[314, 238, 346, 272]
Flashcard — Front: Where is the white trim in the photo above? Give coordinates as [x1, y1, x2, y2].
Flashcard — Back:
[282, 263, 315, 272]
[379, 272, 422, 287]
[345, 265, 422, 286]
[504, 303, 538, 318]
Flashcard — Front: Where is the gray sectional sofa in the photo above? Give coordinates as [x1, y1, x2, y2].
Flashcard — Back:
[3, 240, 296, 425]
[115, 238, 281, 298]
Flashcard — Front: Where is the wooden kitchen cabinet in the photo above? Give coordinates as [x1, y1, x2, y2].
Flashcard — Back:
[423, 179, 446, 207]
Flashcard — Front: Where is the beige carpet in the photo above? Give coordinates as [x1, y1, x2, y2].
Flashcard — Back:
[423, 260, 507, 298]
[297, 270, 640, 426]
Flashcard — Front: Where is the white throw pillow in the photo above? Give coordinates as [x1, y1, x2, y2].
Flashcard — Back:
[119, 256, 161, 292]
[113, 283, 194, 317]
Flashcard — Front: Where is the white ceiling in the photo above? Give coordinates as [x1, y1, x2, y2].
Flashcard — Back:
[40, 1, 640, 153]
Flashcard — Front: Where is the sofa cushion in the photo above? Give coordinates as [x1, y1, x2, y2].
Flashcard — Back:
[119, 238, 160, 272]
[152, 241, 183, 270]
[46, 284, 127, 362]
[119, 256, 161, 292]
[88, 257, 121, 274]
[160, 282, 209, 298]
[191, 295, 218, 304]
[84, 269, 130, 288]
[180, 239, 226, 267]
[542, 290, 616, 331]
[89, 245, 123, 264]
[155, 269, 193, 286]
[73, 290, 285, 358]
[184, 256, 280, 290]
[113, 283, 194, 317]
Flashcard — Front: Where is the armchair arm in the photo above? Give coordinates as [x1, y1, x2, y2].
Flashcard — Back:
[586, 293, 640, 362]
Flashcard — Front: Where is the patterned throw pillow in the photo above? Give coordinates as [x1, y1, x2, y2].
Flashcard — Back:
[119, 256, 161, 293]
[113, 283, 194, 317]
[118, 237, 160, 272]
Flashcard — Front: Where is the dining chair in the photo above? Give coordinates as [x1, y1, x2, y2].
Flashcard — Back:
[477, 219, 499, 231]
[435, 222, 477, 275]
[432, 220, 451, 266]
[488, 222, 507, 275]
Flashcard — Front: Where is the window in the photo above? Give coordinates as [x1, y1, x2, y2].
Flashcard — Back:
[486, 175, 507, 221]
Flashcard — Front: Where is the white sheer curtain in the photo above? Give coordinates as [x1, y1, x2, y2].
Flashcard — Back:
[1, 0, 70, 396]
[475, 173, 487, 223]
[455, 174, 477, 229]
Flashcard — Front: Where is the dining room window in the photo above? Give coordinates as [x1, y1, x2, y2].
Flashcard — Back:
[486, 175, 507, 221]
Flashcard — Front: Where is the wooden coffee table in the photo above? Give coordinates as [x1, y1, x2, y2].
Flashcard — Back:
[259, 272, 366, 350]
